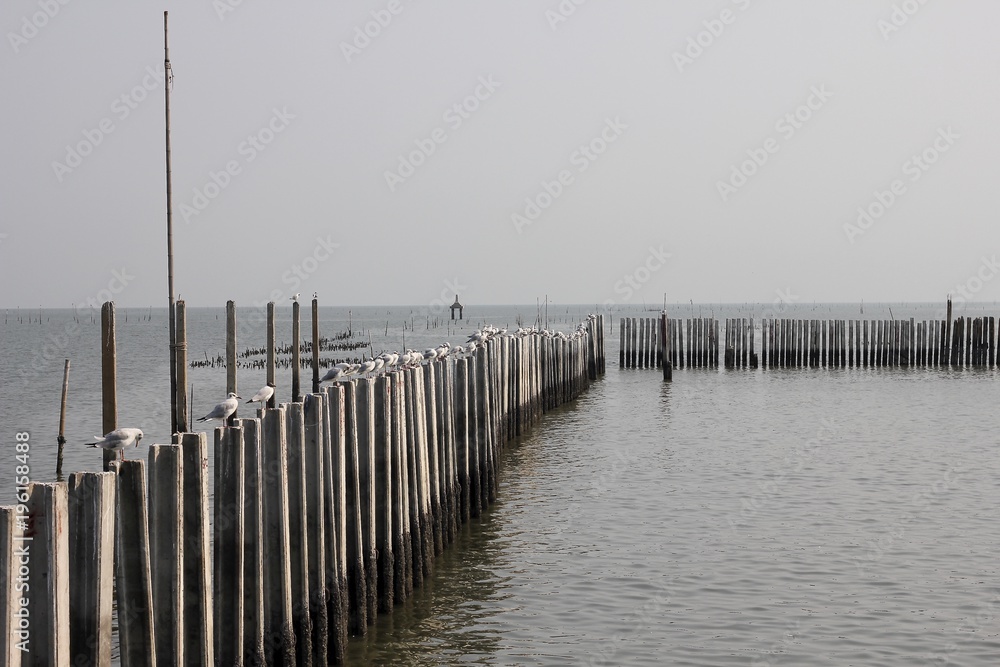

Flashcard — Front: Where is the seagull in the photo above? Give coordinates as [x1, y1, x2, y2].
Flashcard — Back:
[312, 291, 318, 299]
[197, 392, 241, 424]
[247, 382, 275, 406]
[357, 359, 377, 377]
[87, 428, 143, 461]
[290, 293, 300, 302]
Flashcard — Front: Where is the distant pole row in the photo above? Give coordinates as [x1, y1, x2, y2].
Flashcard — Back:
[760, 316, 997, 368]
[619, 316, 719, 369]
[0, 310, 605, 667]
[618, 310, 999, 371]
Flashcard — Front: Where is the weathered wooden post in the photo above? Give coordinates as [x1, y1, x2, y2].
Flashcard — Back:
[353, 379, 378, 624]
[56, 359, 70, 479]
[180, 433, 213, 666]
[423, 362, 444, 557]
[303, 393, 328, 665]
[292, 300, 302, 402]
[323, 385, 348, 663]
[239, 419, 265, 664]
[214, 425, 245, 665]
[23, 484, 69, 666]
[285, 402, 313, 665]
[226, 301, 237, 421]
[661, 313, 672, 381]
[175, 301, 189, 436]
[390, 372, 412, 602]
[342, 382, 368, 634]
[261, 407, 296, 662]
[67, 473, 115, 667]
[101, 301, 117, 471]
[404, 369, 425, 587]
[373, 376, 394, 613]
[111, 460, 156, 666]
[1, 507, 19, 667]
[267, 302, 277, 409]
[148, 445, 184, 666]
[311, 297, 321, 394]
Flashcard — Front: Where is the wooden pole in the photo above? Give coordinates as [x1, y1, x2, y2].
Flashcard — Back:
[261, 407, 295, 662]
[303, 393, 329, 665]
[342, 382, 367, 634]
[1, 507, 18, 667]
[324, 386, 349, 662]
[67, 473, 115, 667]
[292, 301, 301, 402]
[24, 483, 69, 666]
[148, 444, 184, 667]
[101, 302, 117, 471]
[175, 300, 189, 437]
[373, 376, 394, 613]
[312, 298, 320, 394]
[284, 403, 313, 665]
[226, 301, 237, 420]
[389, 372, 412, 603]
[267, 302, 276, 409]
[180, 433, 214, 666]
[239, 418, 265, 664]
[423, 362, 443, 557]
[56, 359, 70, 479]
[165, 10, 179, 436]
[354, 379, 378, 625]
[213, 425, 245, 665]
[111, 460, 156, 667]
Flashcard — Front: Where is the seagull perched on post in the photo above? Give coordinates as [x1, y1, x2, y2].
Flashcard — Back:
[290, 293, 300, 302]
[247, 382, 275, 407]
[197, 392, 241, 424]
[87, 428, 143, 461]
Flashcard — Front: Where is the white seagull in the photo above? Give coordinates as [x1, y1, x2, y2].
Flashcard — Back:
[197, 392, 241, 424]
[290, 293, 300, 302]
[247, 382, 275, 406]
[88, 428, 144, 461]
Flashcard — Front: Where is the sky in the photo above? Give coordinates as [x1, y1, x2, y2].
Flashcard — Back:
[2, 1, 1000, 310]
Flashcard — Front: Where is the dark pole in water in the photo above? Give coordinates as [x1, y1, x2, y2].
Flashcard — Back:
[101, 302, 117, 472]
[56, 359, 70, 479]
[164, 11, 179, 434]
[312, 297, 320, 394]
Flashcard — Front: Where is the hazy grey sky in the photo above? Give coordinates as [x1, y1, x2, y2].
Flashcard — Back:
[3, 1, 999, 309]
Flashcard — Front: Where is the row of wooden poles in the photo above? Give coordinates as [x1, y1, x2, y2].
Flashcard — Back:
[0, 305, 604, 667]
[619, 316, 720, 370]
[620, 311, 1000, 371]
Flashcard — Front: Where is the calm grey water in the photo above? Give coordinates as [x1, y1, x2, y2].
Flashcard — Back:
[3, 303, 999, 665]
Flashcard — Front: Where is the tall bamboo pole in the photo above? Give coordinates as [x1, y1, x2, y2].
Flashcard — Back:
[164, 11, 179, 434]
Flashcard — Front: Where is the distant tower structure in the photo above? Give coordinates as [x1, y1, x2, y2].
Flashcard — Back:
[450, 295, 464, 320]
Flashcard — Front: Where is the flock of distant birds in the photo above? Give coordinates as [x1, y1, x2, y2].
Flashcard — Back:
[88, 316, 597, 461]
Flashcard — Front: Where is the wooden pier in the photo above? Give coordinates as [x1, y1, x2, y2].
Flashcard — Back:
[1, 309, 604, 666]
[619, 311, 998, 371]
